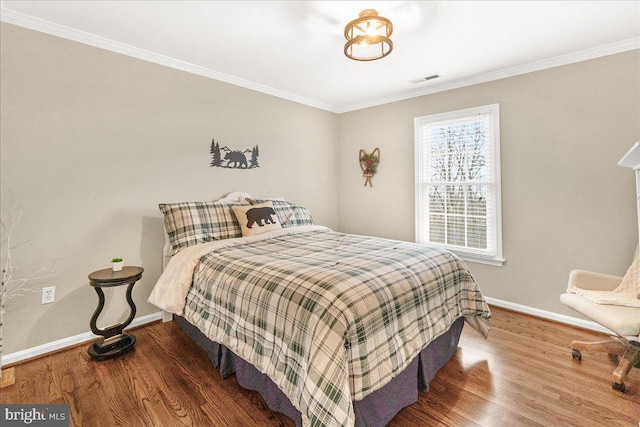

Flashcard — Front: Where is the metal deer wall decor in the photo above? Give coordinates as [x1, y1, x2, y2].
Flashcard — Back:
[210, 139, 259, 169]
[359, 148, 380, 187]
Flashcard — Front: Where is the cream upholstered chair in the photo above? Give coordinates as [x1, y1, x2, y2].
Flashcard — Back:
[560, 258, 640, 392]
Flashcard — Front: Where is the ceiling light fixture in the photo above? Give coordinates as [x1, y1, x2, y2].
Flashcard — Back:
[344, 9, 393, 61]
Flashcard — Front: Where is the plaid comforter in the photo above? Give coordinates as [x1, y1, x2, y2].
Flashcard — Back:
[182, 229, 491, 427]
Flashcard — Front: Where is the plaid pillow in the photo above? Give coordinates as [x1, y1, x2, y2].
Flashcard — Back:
[248, 198, 314, 228]
[159, 200, 249, 255]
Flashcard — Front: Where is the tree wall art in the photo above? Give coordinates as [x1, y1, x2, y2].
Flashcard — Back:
[210, 139, 259, 169]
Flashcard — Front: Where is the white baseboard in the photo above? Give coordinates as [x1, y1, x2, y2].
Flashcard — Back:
[2, 311, 162, 366]
[0, 300, 614, 367]
[484, 296, 613, 335]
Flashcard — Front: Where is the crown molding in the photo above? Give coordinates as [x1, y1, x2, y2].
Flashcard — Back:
[0, 4, 339, 113]
[337, 37, 640, 113]
[2, 3, 638, 115]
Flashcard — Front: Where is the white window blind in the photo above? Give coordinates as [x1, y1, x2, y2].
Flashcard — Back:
[414, 104, 504, 266]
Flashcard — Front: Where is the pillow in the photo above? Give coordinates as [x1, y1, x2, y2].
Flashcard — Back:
[159, 200, 249, 255]
[231, 201, 282, 237]
[247, 198, 314, 228]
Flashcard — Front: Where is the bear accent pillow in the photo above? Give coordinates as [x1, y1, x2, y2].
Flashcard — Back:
[247, 198, 315, 228]
[231, 201, 282, 237]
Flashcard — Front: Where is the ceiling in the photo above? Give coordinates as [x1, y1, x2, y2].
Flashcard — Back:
[1, 1, 639, 113]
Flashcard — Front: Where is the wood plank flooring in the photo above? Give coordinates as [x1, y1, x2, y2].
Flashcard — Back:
[2, 306, 638, 426]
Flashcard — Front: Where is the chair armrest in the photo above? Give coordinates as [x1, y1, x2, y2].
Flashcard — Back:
[568, 270, 622, 291]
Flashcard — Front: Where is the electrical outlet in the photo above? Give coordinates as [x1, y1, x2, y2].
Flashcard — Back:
[41, 286, 55, 304]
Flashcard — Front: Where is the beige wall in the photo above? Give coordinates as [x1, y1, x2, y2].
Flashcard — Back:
[337, 50, 640, 316]
[0, 23, 338, 354]
[2, 21, 639, 357]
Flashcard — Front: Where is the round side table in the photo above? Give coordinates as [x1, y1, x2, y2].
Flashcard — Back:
[87, 266, 143, 360]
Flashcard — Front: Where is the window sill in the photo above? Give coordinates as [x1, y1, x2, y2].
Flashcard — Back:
[448, 250, 505, 267]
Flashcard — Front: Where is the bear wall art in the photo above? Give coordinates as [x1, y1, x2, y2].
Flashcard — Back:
[210, 139, 259, 169]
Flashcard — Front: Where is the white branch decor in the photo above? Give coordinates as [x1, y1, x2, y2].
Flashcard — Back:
[1, 198, 60, 385]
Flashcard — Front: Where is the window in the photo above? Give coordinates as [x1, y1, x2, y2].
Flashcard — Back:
[414, 104, 504, 266]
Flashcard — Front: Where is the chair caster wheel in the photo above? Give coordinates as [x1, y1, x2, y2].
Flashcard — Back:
[607, 353, 619, 364]
[612, 382, 625, 392]
[572, 349, 582, 361]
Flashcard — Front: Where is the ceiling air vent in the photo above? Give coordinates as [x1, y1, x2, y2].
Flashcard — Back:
[409, 75, 439, 84]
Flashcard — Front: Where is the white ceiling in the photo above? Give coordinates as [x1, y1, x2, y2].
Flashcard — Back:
[1, 1, 639, 113]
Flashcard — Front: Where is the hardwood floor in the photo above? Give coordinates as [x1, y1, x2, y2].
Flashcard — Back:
[2, 306, 638, 426]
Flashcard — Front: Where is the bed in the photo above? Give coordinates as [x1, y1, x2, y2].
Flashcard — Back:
[149, 193, 491, 427]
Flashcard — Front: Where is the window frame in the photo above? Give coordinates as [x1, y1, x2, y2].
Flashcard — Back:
[414, 104, 504, 266]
